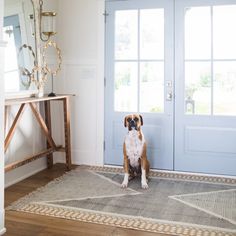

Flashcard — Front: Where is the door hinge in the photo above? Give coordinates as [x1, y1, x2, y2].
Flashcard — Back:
[103, 11, 109, 23]
[104, 77, 106, 87]
[103, 141, 106, 151]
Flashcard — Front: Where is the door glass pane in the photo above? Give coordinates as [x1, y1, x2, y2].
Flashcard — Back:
[213, 5, 236, 59]
[140, 9, 164, 60]
[185, 62, 211, 115]
[115, 10, 138, 60]
[114, 62, 138, 112]
[140, 62, 164, 113]
[185, 7, 211, 60]
[214, 62, 236, 115]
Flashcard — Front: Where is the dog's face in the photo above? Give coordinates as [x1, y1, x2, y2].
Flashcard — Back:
[124, 114, 143, 131]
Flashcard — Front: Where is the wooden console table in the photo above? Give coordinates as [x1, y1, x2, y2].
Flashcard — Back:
[4, 95, 72, 172]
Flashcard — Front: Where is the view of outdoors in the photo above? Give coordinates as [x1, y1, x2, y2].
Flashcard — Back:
[185, 5, 236, 115]
[113, 5, 236, 115]
[114, 9, 164, 113]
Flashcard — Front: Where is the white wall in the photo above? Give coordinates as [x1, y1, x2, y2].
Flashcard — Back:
[56, 0, 105, 166]
[0, 0, 6, 233]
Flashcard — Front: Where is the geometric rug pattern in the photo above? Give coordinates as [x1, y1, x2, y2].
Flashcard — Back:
[7, 166, 236, 236]
[170, 189, 236, 225]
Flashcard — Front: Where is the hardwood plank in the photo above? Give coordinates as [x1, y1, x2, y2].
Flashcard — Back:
[6, 209, 167, 236]
[5, 164, 169, 236]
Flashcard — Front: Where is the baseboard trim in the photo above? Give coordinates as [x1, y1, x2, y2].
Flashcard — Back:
[5, 165, 47, 188]
[0, 209, 6, 235]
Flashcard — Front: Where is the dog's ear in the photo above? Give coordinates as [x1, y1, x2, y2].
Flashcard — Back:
[124, 116, 127, 127]
[139, 115, 143, 126]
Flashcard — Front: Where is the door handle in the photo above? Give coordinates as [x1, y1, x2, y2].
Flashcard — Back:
[166, 91, 173, 101]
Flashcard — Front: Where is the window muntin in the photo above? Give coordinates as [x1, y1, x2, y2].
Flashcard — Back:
[114, 9, 164, 113]
[184, 5, 236, 116]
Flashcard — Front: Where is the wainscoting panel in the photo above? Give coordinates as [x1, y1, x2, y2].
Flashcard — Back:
[185, 126, 236, 154]
[56, 61, 104, 166]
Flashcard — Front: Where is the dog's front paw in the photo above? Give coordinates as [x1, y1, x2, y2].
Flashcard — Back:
[122, 173, 129, 188]
[141, 181, 149, 189]
[121, 181, 128, 188]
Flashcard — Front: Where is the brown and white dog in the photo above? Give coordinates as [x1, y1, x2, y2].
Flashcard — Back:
[122, 114, 150, 189]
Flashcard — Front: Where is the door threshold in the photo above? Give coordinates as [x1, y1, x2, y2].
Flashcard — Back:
[103, 164, 236, 185]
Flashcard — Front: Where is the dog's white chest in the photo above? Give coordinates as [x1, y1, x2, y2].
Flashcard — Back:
[125, 130, 145, 167]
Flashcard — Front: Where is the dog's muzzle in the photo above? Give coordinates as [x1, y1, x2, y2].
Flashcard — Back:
[129, 120, 137, 130]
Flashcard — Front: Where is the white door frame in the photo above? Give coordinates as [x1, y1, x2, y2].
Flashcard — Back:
[0, 0, 6, 233]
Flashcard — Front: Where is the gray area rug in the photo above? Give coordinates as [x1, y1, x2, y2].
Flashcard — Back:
[7, 166, 236, 236]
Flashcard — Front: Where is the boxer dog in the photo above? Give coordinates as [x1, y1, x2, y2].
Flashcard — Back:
[122, 114, 150, 189]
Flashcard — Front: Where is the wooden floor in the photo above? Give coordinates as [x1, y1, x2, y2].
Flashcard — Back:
[4, 164, 171, 236]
